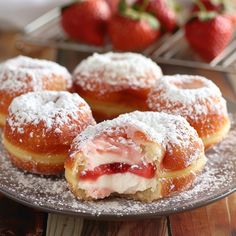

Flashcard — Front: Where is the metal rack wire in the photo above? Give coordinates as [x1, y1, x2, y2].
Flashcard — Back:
[21, 7, 236, 74]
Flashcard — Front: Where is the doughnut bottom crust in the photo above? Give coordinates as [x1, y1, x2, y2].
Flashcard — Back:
[0, 113, 6, 128]
[65, 153, 206, 202]
[3, 136, 66, 175]
[202, 118, 230, 149]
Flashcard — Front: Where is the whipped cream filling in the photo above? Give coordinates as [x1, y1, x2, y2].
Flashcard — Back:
[81, 139, 143, 170]
[79, 127, 164, 170]
[78, 173, 157, 199]
[74, 125, 164, 199]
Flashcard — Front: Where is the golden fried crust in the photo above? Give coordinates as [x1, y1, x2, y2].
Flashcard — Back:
[8, 153, 65, 175]
[0, 113, 6, 127]
[4, 112, 95, 154]
[202, 117, 230, 149]
[3, 114, 95, 175]
[3, 136, 67, 175]
[73, 85, 149, 122]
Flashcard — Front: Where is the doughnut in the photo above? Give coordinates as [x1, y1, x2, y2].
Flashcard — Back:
[65, 111, 206, 202]
[147, 75, 230, 148]
[0, 56, 72, 127]
[73, 52, 163, 121]
[3, 91, 96, 175]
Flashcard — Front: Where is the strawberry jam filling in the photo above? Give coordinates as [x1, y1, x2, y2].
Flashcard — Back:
[79, 162, 156, 180]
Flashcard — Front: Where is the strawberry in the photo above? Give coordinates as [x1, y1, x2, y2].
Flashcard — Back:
[136, 0, 178, 32]
[108, 0, 160, 51]
[185, 12, 233, 61]
[192, 0, 236, 26]
[105, 0, 120, 14]
[192, 0, 223, 13]
[61, 0, 111, 46]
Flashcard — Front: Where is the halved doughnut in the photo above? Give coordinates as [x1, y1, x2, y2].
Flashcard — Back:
[65, 111, 206, 202]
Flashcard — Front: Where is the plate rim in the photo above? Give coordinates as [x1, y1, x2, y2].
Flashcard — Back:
[0, 181, 235, 220]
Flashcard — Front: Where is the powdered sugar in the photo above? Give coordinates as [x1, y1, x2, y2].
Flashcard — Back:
[0, 113, 235, 218]
[0, 55, 72, 93]
[147, 75, 228, 119]
[72, 111, 203, 166]
[73, 52, 163, 93]
[7, 91, 92, 132]
[154, 75, 222, 104]
[73, 114, 163, 149]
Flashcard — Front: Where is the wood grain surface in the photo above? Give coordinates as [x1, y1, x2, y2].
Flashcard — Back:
[169, 194, 236, 236]
[46, 214, 83, 236]
[0, 193, 235, 236]
[81, 218, 168, 236]
[0, 196, 46, 236]
[46, 215, 168, 236]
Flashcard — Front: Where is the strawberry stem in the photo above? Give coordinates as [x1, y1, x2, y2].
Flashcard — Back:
[194, 0, 207, 12]
[140, 0, 149, 12]
[118, 0, 128, 13]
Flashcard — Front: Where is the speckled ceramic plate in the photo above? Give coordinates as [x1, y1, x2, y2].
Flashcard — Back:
[0, 103, 236, 220]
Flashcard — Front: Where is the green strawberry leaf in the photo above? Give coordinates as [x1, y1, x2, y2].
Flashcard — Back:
[118, 0, 128, 13]
[197, 11, 218, 21]
[122, 8, 160, 29]
[118, 0, 160, 29]
[141, 12, 160, 29]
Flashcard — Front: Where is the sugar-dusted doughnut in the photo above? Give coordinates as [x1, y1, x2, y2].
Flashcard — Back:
[0, 56, 72, 127]
[147, 75, 230, 148]
[73, 52, 163, 121]
[3, 91, 95, 175]
[65, 111, 206, 202]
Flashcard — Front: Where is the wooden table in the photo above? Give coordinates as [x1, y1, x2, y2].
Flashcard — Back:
[0, 31, 236, 236]
[1, 194, 235, 235]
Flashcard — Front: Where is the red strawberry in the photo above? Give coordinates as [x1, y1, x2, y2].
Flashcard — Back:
[108, 1, 160, 51]
[61, 0, 111, 46]
[192, 0, 223, 13]
[105, 0, 120, 14]
[192, 0, 236, 26]
[185, 13, 233, 61]
[136, 0, 178, 32]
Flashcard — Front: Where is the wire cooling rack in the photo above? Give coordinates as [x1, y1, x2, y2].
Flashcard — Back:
[20, 7, 236, 73]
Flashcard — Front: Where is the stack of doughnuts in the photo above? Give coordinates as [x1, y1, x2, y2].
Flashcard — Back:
[0, 56, 72, 127]
[73, 52, 163, 121]
[0, 53, 231, 202]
